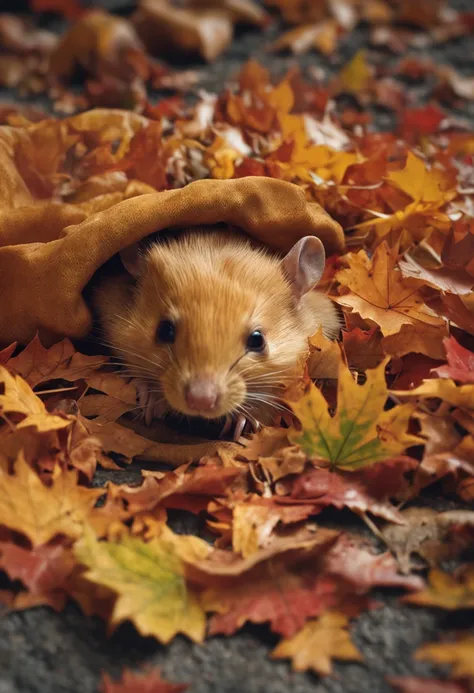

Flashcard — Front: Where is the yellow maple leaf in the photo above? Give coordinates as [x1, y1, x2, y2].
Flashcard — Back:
[289, 358, 420, 470]
[393, 379, 474, 410]
[416, 634, 474, 680]
[388, 151, 453, 205]
[74, 527, 206, 644]
[271, 611, 362, 676]
[335, 242, 446, 336]
[0, 365, 71, 432]
[339, 50, 372, 93]
[0, 453, 103, 546]
[348, 152, 456, 242]
[404, 566, 474, 609]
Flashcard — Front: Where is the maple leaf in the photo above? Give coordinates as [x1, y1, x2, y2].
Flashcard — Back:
[0, 365, 71, 433]
[433, 337, 474, 384]
[321, 534, 424, 592]
[289, 358, 420, 471]
[112, 463, 244, 515]
[0, 541, 75, 611]
[393, 379, 474, 410]
[286, 458, 418, 523]
[231, 498, 317, 557]
[416, 635, 474, 681]
[0, 453, 102, 546]
[74, 527, 206, 643]
[348, 152, 456, 242]
[269, 19, 339, 56]
[100, 669, 188, 693]
[389, 677, 469, 693]
[5, 335, 108, 388]
[271, 611, 362, 676]
[199, 528, 345, 637]
[339, 50, 373, 94]
[404, 565, 474, 609]
[335, 242, 446, 337]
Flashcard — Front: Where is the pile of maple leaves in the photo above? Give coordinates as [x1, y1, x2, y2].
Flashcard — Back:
[1, 1, 474, 692]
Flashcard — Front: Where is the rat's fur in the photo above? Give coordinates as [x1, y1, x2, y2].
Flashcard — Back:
[94, 230, 341, 424]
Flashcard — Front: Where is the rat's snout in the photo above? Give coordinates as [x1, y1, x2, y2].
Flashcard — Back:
[185, 377, 220, 413]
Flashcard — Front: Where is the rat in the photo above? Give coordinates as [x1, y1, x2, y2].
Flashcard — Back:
[93, 226, 341, 440]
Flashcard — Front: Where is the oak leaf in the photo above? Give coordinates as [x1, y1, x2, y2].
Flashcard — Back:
[271, 611, 362, 676]
[335, 243, 445, 337]
[416, 635, 474, 681]
[0, 453, 103, 546]
[0, 365, 72, 433]
[100, 669, 188, 693]
[74, 527, 206, 643]
[289, 358, 420, 470]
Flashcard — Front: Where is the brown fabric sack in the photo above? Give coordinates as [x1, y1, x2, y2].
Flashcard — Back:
[0, 117, 344, 347]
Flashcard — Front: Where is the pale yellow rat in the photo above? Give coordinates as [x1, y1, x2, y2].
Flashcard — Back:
[94, 227, 341, 439]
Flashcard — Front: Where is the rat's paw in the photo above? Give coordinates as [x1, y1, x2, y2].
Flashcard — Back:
[220, 413, 261, 442]
[135, 380, 166, 426]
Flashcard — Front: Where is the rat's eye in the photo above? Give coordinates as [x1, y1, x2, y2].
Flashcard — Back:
[246, 330, 266, 353]
[156, 319, 176, 344]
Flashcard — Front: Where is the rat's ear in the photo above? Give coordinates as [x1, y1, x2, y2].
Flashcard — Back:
[282, 236, 326, 300]
[119, 242, 144, 278]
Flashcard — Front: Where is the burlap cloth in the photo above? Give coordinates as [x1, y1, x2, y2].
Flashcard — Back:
[0, 110, 344, 348]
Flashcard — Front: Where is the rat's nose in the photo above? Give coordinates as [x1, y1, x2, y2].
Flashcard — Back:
[185, 377, 219, 412]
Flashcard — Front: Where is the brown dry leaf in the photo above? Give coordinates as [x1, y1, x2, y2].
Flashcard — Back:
[49, 10, 144, 82]
[0, 453, 102, 546]
[416, 635, 474, 681]
[134, 0, 266, 63]
[269, 19, 339, 56]
[5, 335, 108, 387]
[335, 242, 446, 337]
[271, 611, 362, 676]
[307, 329, 341, 380]
[382, 508, 474, 574]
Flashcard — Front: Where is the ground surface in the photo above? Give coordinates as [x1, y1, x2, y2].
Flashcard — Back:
[0, 1, 473, 692]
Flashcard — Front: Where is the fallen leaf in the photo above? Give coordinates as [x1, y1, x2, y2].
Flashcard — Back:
[5, 335, 108, 387]
[271, 611, 362, 676]
[389, 677, 469, 693]
[74, 527, 206, 643]
[433, 337, 474, 384]
[382, 508, 474, 574]
[286, 458, 418, 523]
[416, 634, 474, 681]
[0, 453, 102, 546]
[404, 565, 474, 609]
[336, 243, 446, 337]
[289, 358, 420, 471]
[0, 541, 75, 608]
[100, 668, 188, 693]
[0, 365, 72, 433]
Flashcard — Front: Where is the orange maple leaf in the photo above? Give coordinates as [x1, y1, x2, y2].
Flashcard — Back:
[335, 242, 446, 337]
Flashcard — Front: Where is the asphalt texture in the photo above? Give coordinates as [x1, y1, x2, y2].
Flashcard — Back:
[0, 1, 474, 692]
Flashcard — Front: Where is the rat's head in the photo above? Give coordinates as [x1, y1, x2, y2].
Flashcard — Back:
[113, 230, 326, 421]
